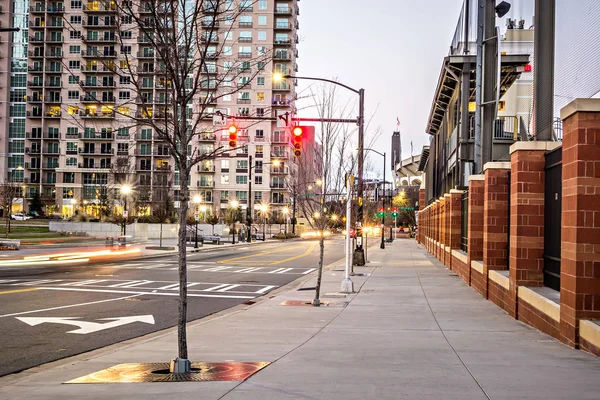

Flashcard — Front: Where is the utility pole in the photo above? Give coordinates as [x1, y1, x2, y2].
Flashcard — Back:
[533, 0, 555, 141]
[380, 152, 386, 249]
[354, 88, 366, 265]
[247, 155, 252, 243]
[341, 173, 354, 293]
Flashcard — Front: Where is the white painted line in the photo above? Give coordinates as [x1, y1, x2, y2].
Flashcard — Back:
[255, 285, 276, 294]
[62, 280, 107, 286]
[156, 283, 180, 290]
[277, 268, 293, 274]
[203, 283, 230, 292]
[216, 284, 240, 292]
[141, 264, 169, 269]
[232, 267, 256, 273]
[0, 280, 17, 284]
[186, 282, 203, 288]
[15, 279, 63, 286]
[302, 268, 317, 274]
[0, 293, 143, 318]
[109, 280, 145, 288]
[36, 287, 254, 299]
[120, 280, 153, 288]
[269, 268, 286, 274]
[205, 266, 232, 272]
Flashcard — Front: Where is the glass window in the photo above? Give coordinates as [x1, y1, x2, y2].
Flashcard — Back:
[258, 1, 267, 10]
[257, 77, 265, 86]
[254, 176, 263, 185]
[221, 160, 230, 170]
[70, 16, 82, 24]
[236, 160, 248, 169]
[221, 174, 229, 184]
[220, 191, 229, 200]
[68, 76, 80, 84]
[236, 176, 248, 185]
[258, 31, 267, 41]
[69, 45, 81, 54]
[236, 191, 248, 201]
[258, 16, 267, 25]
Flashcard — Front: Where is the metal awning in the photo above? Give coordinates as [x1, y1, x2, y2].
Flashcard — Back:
[417, 146, 430, 172]
[425, 54, 530, 136]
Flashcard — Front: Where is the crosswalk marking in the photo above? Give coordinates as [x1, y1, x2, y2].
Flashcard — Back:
[278, 268, 294, 274]
[62, 279, 107, 286]
[141, 264, 168, 270]
[156, 283, 179, 290]
[203, 283, 230, 292]
[187, 282, 202, 288]
[204, 266, 232, 272]
[119, 280, 153, 288]
[303, 268, 316, 274]
[109, 280, 145, 288]
[216, 284, 240, 292]
[255, 285, 276, 294]
[16, 279, 62, 286]
[269, 268, 286, 274]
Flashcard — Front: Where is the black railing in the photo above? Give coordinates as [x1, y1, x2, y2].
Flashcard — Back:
[460, 191, 468, 252]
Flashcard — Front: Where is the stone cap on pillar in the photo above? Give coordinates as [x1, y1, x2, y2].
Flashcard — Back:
[468, 174, 485, 182]
[509, 141, 561, 155]
[444, 193, 451, 198]
[560, 98, 600, 120]
[449, 189, 464, 194]
[483, 162, 511, 171]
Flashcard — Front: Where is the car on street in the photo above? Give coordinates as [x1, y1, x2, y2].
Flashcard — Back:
[10, 213, 32, 221]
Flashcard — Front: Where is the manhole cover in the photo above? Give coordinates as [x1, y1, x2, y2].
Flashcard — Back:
[65, 362, 270, 383]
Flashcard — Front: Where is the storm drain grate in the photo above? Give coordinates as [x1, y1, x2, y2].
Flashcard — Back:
[65, 362, 270, 383]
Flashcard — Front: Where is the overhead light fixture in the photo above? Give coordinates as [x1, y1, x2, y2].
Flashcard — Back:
[495, 1, 511, 18]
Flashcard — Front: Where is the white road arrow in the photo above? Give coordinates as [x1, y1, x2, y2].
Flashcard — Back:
[16, 315, 155, 334]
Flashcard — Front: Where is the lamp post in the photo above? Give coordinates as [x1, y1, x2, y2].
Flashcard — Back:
[193, 195, 201, 249]
[230, 199, 239, 245]
[363, 148, 386, 249]
[259, 203, 269, 241]
[120, 184, 132, 241]
[275, 73, 365, 260]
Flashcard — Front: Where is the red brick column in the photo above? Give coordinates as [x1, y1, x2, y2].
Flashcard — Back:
[417, 189, 425, 243]
[439, 197, 446, 262]
[483, 162, 511, 298]
[448, 190, 463, 250]
[508, 141, 561, 317]
[559, 99, 600, 347]
[467, 175, 485, 285]
[434, 200, 440, 257]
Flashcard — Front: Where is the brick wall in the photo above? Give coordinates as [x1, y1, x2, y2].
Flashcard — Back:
[488, 279, 512, 314]
[467, 176, 485, 286]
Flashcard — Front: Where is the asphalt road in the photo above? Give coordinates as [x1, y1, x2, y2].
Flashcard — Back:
[0, 237, 346, 377]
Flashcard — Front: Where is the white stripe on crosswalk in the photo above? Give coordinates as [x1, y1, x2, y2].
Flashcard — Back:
[109, 280, 145, 288]
[216, 284, 240, 292]
[15, 279, 63, 286]
[204, 266, 232, 272]
[62, 279, 107, 286]
[302, 268, 316, 274]
[0, 280, 17, 284]
[141, 264, 169, 270]
[255, 285, 276, 294]
[156, 283, 179, 290]
[187, 282, 203, 288]
[203, 283, 230, 292]
[268, 268, 286, 274]
[277, 268, 293, 274]
[120, 280, 153, 288]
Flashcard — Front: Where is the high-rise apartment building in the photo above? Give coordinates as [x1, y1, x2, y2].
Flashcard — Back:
[15, 0, 299, 220]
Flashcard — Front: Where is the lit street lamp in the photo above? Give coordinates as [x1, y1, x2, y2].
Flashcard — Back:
[259, 203, 269, 241]
[120, 184, 132, 242]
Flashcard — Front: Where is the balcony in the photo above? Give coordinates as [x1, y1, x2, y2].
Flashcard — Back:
[271, 98, 292, 107]
[274, 7, 292, 15]
[272, 83, 291, 91]
[28, 50, 44, 58]
[47, 4, 65, 13]
[135, 134, 153, 141]
[83, 36, 117, 44]
[198, 133, 217, 142]
[80, 81, 115, 88]
[136, 66, 155, 74]
[197, 181, 215, 188]
[237, 98, 251, 104]
[42, 162, 59, 169]
[197, 165, 216, 172]
[239, 22, 252, 28]
[78, 110, 115, 118]
[27, 96, 43, 104]
[27, 110, 43, 118]
[83, 4, 117, 13]
[81, 49, 117, 58]
[29, 6, 46, 14]
[270, 166, 289, 175]
[80, 133, 114, 140]
[238, 52, 252, 58]
[274, 38, 292, 45]
[46, 49, 63, 58]
[275, 22, 293, 30]
[154, 165, 172, 172]
[239, 37, 252, 43]
[136, 51, 155, 59]
[26, 147, 41, 155]
[270, 183, 286, 189]
[46, 21, 64, 29]
[43, 132, 61, 140]
[271, 134, 289, 143]
[45, 67, 63, 74]
[28, 65, 43, 73]
[274, 52, 292, 61]
[45, 96, 62, 103]
[271, 152, 290, 159]
[82, 21, 117, 28]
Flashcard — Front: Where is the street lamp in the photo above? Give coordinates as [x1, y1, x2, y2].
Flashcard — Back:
[282, 206, 290, 235]
[363, 148, 387, 249]
[230, 199, 239, 244]
[275, 73, 366, 263]
[246, 156, 280, 243]
[193, 195, 201, 248]
[259, 203, 269, 241]
[120, 184, 132, 239]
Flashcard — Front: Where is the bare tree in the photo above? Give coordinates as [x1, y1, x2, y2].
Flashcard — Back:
[0, 180, 21, 238]
[58, 0, 273, 369]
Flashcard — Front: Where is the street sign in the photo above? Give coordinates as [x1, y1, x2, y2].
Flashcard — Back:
[213, 108, 228, 126]
[123, 211, 128, 218]
[16, 315, 155, 334]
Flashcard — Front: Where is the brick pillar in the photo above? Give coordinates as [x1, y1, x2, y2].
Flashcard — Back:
[444, 194, 452, 267]
[508, 141, 561, 317]
[559, 99, 600, 347]
[467, 175, 485, 285]
[417, 189, 425, 243]
[434, 200, 440, 257]
[439, 197, 446, 261]
[483, 162, 511, 298]
[449, 190, 463, 250]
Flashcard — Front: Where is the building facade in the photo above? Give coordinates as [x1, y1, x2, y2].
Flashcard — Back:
[10, 0, 299, 219]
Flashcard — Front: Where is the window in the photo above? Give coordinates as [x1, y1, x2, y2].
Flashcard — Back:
[254, 191, 263, 202]
[224, 62, 233, 72]
[236, 191, 248, 202]
[67, 127, 79, 137]
[255, 130, 264, 138]
[236, 176, 248, 185]
[223, 46, 233, 55]
[120, 30, 132, 39]
[258, 0, 267, 10]
[221, 174, 229, 184]
[121, 45, 132, 55]
[220, 191, 229, 201]
[69, 45, 80, 54]
[258, 31, 267, 41]
[66, 142, 78, 154]
[67, 90, 79, 100]
[70, 30, 81, 39]
[68, 75, 79, 84]
[256, 92, 265, 102]
[118, 127, 130, 137]
[240, 31, 252, 41]
[225, 32, 233, 41]
[10, 105, 26, 117]
[236, 160, 248, 169]
[120, 76, 131, 85]
[258, 46, 267, 55]
[70, 16, 82, 24]
[121, 15, 132, 24]
[119, 91, 130, 100]
[68, 60, 81, 70]
[254, 176, 263, 185]
[256, 108, 265, 117]
[221, 160, 230, 171]
[255, 145, 263, 155]
[71, 0, 82, 9]
[222, 94, 232, 102]
[257, 77, 265, 86]
[258, 16, 267, 25]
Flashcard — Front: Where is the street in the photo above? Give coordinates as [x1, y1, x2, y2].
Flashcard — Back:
[0, 237, 345, 377]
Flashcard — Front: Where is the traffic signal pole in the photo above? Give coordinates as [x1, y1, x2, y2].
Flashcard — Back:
[380, 152, 386, 249]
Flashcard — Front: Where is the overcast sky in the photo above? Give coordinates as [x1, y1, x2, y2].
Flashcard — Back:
[296, 0, 539, 178]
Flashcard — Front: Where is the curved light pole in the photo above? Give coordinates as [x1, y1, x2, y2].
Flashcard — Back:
[120, 184, 132, 243]
[275, 73, 365, 262]
[364, 148, 387, 249]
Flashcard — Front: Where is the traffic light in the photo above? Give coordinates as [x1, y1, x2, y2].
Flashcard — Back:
[292, 125, 303, 157]
[228, 124, 237, 148]
[377, 207, 385, 218]
[391, 208, 399, 218]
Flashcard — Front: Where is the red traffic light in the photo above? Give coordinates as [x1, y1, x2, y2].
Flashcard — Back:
[228, 125, 238, 134]
[228, 125, 237, 148]
[292, 126, 303, 137]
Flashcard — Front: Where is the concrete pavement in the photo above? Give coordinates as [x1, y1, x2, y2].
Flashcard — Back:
[0, 239, 599, 399]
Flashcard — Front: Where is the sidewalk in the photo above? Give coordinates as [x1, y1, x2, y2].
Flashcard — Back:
[1, 239, 599, 399]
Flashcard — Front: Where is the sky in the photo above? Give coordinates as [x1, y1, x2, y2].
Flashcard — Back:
[296, 0, 466, 177]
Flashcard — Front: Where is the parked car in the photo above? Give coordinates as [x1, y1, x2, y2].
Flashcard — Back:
[10, 213, 32, 221]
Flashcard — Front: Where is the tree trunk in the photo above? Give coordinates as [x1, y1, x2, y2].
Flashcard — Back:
[177, 177, 190, 360]
[313, 236, 325, 306]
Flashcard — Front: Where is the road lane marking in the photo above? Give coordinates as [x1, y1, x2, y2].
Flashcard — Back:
[0, 280, 18, 284]
[303, 268, 317, 274]
[233, 267, 259, 273]
[217, 245, 305, 264]
[204, 266, 232, 272]
[255, 285, 276, 294]
[36, 287, 254, 299]
[216, 284, 240, 292]
[62, 280, 107, 286]
[0, 294, 142, 318]
[156, 283, 179, 290]
[109, 280, 145, 288]
[269, 268, 286, 274]
[16, 315, 155, 335]
[13, 279, 63, 286]
[187, 282, 202, 288]
[0, 288, 39, 295]
[270, 243, 317, 265]
[120, 281, 153, 288]
[203, 283, 230, 292]
[276, 268, 294, 274]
